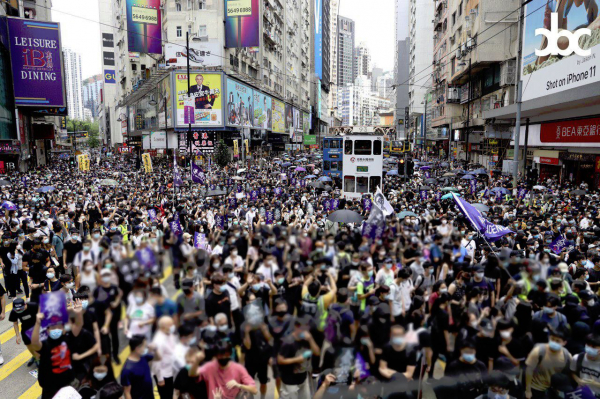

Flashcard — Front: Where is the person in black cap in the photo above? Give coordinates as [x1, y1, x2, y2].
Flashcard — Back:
[8, 298, 39, 366]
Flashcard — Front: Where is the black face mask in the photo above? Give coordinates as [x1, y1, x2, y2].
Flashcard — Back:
[217, 357, 230, 367]
[182, 288, 192, 295]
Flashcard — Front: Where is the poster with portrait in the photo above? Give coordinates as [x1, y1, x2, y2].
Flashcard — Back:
[253, 92, 272, 130]
[272, 99, 285, 133]
[293, 108, 301, 132]
[226, 77, 254, 127]
[302, 112, 310, 134]
[285, 104, 293, 131]
[175, 73, 222, 127]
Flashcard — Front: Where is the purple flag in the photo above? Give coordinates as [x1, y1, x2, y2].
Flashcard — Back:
[274, 187, 283, 196]
[290, 177, 297, 186]
[549, 234, 574, 255]
[495, 190, 502, 201]
[170, 212, 183, 236]
[363, 198, 372, 211]
[210, 184, 216, 190]
[566, 386, 596, 399]
[191, 162, 205, 184]
[259, 187, 266, 195]
[147, 209, 157, 221]
[228, 198, 237, 208]
[323, 199, 332, 211]
[173, 166, 183, 187]
[251, 190, 258, 200]
[266, 210, 274, 225]
[2, 201, 17, 211]
[40, 291, 69, 328]
[470, 179, 477, 195]
[518, 188, 527, 200]
[436, 192, 442, 201]
[300, 179, 306, 187]
[184, 101, 195, 124]
[193, 232, 205, 249]
[452, 193, 511, 242]
[136, 247, 157, 271]
[332, 198, 340, 210]
[237, 185, 243, 193]
[419, 190, 428, 201]
[215, 214, 225, 230]
[425, 171, 430, 178]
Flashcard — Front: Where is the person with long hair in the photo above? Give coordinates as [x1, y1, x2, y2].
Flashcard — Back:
[78, 355, 118, 399]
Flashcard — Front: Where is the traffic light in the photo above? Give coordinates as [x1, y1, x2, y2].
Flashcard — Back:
[399, 158, 405, 165]
[407, 159, 414, 176]
[403, 141, 412, 153]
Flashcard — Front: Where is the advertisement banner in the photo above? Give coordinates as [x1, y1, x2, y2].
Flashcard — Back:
[225, 0, 259, 48]
[285, 104, 293, 131]
[521, 0, 600, 102]
[102, 33, 114, 48]
[253, 92, 272, 129]
[303, 112, 310, 134]
[225, 77, 254, 127]
[158, 75, 172, 128]
[244, 139, 250, 156]
[175, 73, 222, 128]
[314, 0, 322, 79]
[233, 139, 239, 158]
[303, 135, 316, 145]
[104, 70, 116, 84]
[191, 131, 216, 153]
[293, 108, 301, 132]
[7, 18, 65, 107]
[272, 99, 285, 133]
[540, 117, 600, 143]
[126, 0, 162, 54]
[164, 41, 222, 68]
[142, 153, 153, 173]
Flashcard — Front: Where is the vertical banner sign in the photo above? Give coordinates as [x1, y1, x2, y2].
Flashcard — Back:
[272, 99, 285, 133]
[225, 0, 259, 48]
[7, 18, 65, 107]
[142, 153, 153, 173]
[183, 97, 195, 124]
[470, 179, 476, 195]
[314, 0, 323, 79]
[233, 139, 239, 158]
[244, 139, 250, 156]
[126, 0, 162, 54]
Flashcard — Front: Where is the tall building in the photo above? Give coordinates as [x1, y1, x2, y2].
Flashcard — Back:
[394, 0, 410, 139]
[82, 74, 104, 120]
[371, 66, 383, 91]
[354, 42, 371, 80]
[337, 16, 355, 87]
[63, 48, 84, 121]
[328, 0, 340, 119]
[408, 0, 434, 147]
[338, 75, 391, 127]
[377, 72, 394, 99]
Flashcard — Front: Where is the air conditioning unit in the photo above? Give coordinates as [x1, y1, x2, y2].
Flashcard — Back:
[500, 59, 517, 86]
[456, 48, 462, 59]
[467, 37, 473, 49]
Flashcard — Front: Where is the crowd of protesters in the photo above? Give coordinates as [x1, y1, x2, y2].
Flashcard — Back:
[0, 152, 599, 399]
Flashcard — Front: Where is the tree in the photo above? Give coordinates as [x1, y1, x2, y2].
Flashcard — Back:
[214, 139, 230, 167]
[87, 130, 101, 149]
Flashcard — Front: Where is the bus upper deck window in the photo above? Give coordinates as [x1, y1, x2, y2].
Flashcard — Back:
[354, 140, 372, 155]
[331, 140, 339, 149]
[324, 140, 330, 148]
[373, 140, 382, 155]
[344, 140, 353, 155]
[344, 176, 355, 192]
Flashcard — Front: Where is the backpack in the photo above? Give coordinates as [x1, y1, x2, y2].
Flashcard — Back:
[324, 305, 350, 345]
[299, 294, 319, 318]
[535, 344, 571, 373]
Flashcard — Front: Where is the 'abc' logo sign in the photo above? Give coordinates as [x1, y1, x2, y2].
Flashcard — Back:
[535, 13, 591, 57]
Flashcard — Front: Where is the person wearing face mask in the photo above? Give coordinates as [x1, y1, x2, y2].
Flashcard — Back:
[30, 299, 85, 399]
[446, 340, 488, 397]
[78, 355, 117, 399]
[93, 268, 122, 364]
[223, 246, 243, 272]
[77, 260, 98, 292]
[173, 347, 207, 399]
[571, 333, 600, 397]
[121, 335, 160, 399]
[525, 326, 572, 399]
[205, 274, 232, 327]
[378, 325, 417, 381]
[175, 278, 205, 327]
[73, 239, 96, 279]
[241, 320, 273, 399]
[42, 266, 61, 293]
[189, 340, 257, 399]
[63, 228, 83, 275]
[475, 371, 516, 399]
[151, 316, 178, 399]
[533, 294, 569, 332]
[125, 289, 156, 341]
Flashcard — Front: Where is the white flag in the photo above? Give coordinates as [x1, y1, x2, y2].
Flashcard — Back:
[373, 187, 394, 216]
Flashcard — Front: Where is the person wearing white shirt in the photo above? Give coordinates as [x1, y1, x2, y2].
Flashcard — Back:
[256, 256, 279, 281]
[152, 316, 178, 399]
[461, 233, 477, 263]
[376, 259, 396, 288]
[580, 214, 591, 230]
[223, 248, 244, 271]
[172, 324, 197, 375]
[390, 269, 414, 317]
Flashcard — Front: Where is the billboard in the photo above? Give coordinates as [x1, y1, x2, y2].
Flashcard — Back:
[521, 0, 600, 102]
[303, 135, 317, 145]
[314, 0, 323, 79]
[293, 108, 301, 132]
[285, 104, 293, 131]
[303, 112, 310, 134]
[272, 99, 285, 133]
[225, 0, 259, 48]
[175, 73, 222, 128]
[104, 70, 116, 84]
[7, 18, 65, 107]
[253, 92, 272, 129]
[164, 41, 223, 68]
[126, 0, 162, 54]
[225, 77, 254, 127]
[158, 75, 173, 128]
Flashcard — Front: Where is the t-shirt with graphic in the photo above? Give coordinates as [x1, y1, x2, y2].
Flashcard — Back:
[126, 302, 155, 338]
[38, 334, 76, 395]
[571, 353, 600, 396]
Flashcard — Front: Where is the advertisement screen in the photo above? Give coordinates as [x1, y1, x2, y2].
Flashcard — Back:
[521, 0, 600, 101]
[7, 18, 65, 107]
[225, 0, 259, 48]
[272, 99, 285, 133]
[126, 0, 162, 54]
[175, 73, 222, 128]
[164, 41, 222, 68]
[314, 0, 322, 79]
[253, 92, 272, 129]
[225, 77, 254, 127]
[285, 104, 293, 131]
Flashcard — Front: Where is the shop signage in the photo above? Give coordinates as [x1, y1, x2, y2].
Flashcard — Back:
[559, 152, 596, 162]
[541, 117, 600, 143]
[595, 156, 600, 174]
[539, 157, 559, 165]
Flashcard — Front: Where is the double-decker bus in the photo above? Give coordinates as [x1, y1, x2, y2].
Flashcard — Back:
[322, 137, 343, 178]
[390, 140, 403, 157]
[342, 133, 384, 200]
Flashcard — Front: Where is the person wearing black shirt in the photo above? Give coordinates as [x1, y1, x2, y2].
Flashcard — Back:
[241, 321, 273, 397]
[23, 239, 51, 303]
[378, 325, 417, 381]
[63, 230, 83, 275]
[446, 340, 488, 399]
[173, 348, 208, 399]
[93, 273, 122, 363]
[205, 274, 231, 326]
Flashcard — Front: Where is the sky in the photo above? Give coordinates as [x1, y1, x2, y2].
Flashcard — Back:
[339, 0, 395, 72]
[48, 0, 396, 79]
[52, 0, 102, 79]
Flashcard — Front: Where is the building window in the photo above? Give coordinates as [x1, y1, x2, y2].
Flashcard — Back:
[176, 26, 182, 37]
[344, 176, 355, 192]
[459, 1, 463, 16]
[176, 2, 181, 11]
[198, 0, 205, 9]
[188, 25, 192, 36]
[187, 0, 192, 10]
[452, 12, 456, 25]
[198, 25, 207, 37]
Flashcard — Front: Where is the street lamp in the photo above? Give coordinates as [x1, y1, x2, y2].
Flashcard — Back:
[458, 58, 472, 164]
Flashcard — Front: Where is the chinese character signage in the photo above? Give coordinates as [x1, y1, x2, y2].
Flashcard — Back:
[191, 131, 215, 154]
[7, 18, 65, 107]
[540, 117, 600, 143]
[175, 73, 222, 128]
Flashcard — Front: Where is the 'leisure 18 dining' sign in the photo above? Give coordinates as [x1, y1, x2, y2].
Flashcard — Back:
[7, 18, 65, 107]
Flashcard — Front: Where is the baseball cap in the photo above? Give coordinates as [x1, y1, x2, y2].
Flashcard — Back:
[100, 269, 112, 276]
[13, 298, 25, 311]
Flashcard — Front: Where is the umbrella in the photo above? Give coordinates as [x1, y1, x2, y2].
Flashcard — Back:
[99, 179, 118, 186]
[419, 185, 432, 191]
[1, 201, 17, 210]
[472, 168, 488, 175]
[237, 169, 247, 174]
[323, 185, 333, 191]
[327, 210, 363, 224]
[386, 170, 399, 176]
[419, 166, 432, 170]
[0, 180, 10, 187]
[398, 211, 417, 219]
[36, 186, 56, 193]
[270, 172, 281, 176]
[570, 189, 587, 196]
[442, 193, 460, 200]
[532, 185, 546, 190]
[442, 173, 455, 177]
[273, 160, 282, 164]
[282, 162, 292, 167]
[472, 203, 490, 212]
[424, 178, 438, 185]
[204, 190, 227, 197]
[310, 181, 327, 189]
[491, 187, 510, 195]
[231, 176, 245, 181]
[304, 175, 317, 179]
[441, 187, 459, 192]
[453, 169, 467, 174]
[318, 176, 332, 182]
[295, 167, 306, 172]
[297, 157, 308, 162]
[461, 174, 476, 180]
[440, 162, 449, 167]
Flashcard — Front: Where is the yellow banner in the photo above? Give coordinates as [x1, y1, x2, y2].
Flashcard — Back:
[142, 153, 153, 173]
[233, 140, 239, 158]
[244, 139, 249, 156]
[77, 154, 90, 171]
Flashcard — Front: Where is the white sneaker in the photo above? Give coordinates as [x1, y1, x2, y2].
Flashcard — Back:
[0, 354, 4, 365]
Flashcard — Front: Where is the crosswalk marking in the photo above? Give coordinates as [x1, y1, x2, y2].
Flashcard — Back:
[0, 350, 31, 381]
[0, 324, 20, 344]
